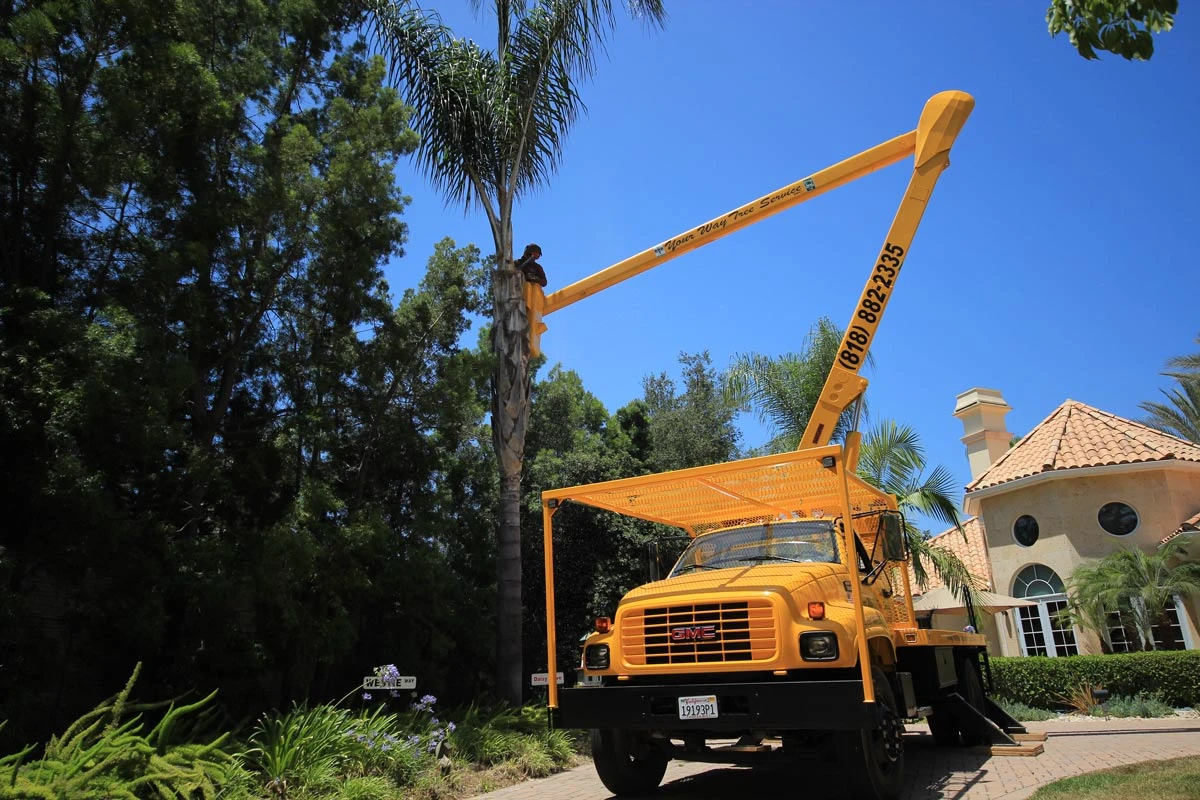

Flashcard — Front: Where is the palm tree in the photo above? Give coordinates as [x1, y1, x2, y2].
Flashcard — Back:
[1067, 540, 1200, 651]
[1140, 333, 1200, 443]
[365, 0, 666, 703]
[856, 420, 983, 605]
[1164, 333, 1200, 379]
[1140, 380, 1200, 443]
[724, 317, 871, 452]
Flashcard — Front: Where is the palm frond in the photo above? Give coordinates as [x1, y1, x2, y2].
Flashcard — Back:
[1138, 378, 1200, 443]
[722, 316, 872, 452]
[1164, 334, 1200, 378]
[366, 1, 504, 220]
[506, 3, 596, 197]
[902, 464, 963, 529]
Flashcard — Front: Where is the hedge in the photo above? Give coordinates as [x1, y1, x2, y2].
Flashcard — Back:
[988, 650, 1200, 709]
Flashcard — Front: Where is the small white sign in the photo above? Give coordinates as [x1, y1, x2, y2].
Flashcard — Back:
[363, 675, 417, 690]
[530, 672, 564, 686]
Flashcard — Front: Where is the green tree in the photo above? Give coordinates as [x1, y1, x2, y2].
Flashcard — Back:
[642, 351, 741, 471]
[1047, 0, 1177, 60]
[1, 0, 502, 743]
[365, 0, 666, 703]
[1140, 334, 1200, 443]
[725, 317, 869, 453]
[1066, 540, 1200, 650]
[856, 421, 980, 600]
[521, 364, 647, 689]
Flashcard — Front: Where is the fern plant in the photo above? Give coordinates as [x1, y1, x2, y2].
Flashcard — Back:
[0, 663, 250, 799]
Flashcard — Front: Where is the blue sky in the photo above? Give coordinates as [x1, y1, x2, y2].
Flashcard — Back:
[381, 2, 1198, 532]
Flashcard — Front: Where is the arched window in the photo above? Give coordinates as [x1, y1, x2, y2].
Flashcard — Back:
[1012, 564, 1078, 657]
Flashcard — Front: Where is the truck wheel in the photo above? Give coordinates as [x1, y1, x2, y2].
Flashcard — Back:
[589, 729, 668, 796]
[836, 668, 905, 800]
[956, 657, 988, 746]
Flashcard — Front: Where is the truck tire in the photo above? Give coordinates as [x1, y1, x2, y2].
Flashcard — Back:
[836, 667, 906, 800]
[590, 729, 668, 796]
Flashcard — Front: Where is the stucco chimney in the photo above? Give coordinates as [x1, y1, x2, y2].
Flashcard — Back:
[953, 388, 1013, 480]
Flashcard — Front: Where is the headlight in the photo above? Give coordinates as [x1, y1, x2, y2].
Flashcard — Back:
[584, 644, 610, 670]
[800, 631, 839, 661]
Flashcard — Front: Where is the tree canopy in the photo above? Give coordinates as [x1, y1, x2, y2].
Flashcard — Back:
[1046, 0, 1177, 60]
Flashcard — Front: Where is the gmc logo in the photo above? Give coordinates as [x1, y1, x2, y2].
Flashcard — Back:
[670, 624, 717, 642]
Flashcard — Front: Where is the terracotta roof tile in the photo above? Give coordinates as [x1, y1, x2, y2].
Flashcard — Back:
[1160, 511, 1200, 546]
[966, 400, 1200, 492]
[906, 516, 993, 592]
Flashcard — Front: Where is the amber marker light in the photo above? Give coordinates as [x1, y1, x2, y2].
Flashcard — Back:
[808, 602, 826, 620]
[595, 616, 612, 633]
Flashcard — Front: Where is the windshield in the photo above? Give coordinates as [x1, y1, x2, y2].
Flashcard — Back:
[669, 520, 841, 577]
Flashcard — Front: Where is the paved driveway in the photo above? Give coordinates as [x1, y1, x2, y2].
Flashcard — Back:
[468, 717, 1200, 800]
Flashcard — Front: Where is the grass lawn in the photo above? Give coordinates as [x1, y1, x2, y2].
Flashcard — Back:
[1028, 756, 1200, 799]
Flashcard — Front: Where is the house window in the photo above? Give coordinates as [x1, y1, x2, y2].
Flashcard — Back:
[1098, 502, 1138, 536]
[1105, 610, 1138, 653]
[1104, 597, 1194, 651]
[1155, 598, 1190, 650]
[1012, 515, 1039, 547]
[1012, 564, 1079, 657]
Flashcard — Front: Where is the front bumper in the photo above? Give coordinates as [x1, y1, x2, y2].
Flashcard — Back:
[555, 679, 878, 732]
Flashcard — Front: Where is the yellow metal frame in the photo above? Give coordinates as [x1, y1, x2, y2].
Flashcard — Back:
[541, 445, 902, 709]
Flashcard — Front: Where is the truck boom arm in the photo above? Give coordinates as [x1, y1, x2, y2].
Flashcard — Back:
[800, 92, 974, 450]
[540, 130, 917, 316]
[533, 92, 974, 448]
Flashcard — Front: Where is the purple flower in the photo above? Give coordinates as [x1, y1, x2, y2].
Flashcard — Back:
[447, 722, 456, 733]
[362, 692, 372, 701]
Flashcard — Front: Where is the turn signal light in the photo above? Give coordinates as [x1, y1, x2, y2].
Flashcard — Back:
[595, 616, 612, 633]
[808, 601, 826, 620]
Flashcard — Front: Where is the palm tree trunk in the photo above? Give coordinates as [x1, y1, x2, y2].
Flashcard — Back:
[492, 259, 529, 705]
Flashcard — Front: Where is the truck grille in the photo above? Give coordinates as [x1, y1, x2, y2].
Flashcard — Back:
[620, 599, 776, 666]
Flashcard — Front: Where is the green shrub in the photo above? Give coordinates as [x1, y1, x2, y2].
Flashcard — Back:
[338, 775, 400, 800]
[989, 650, 1200, 708]
[1095, 692, 1176, 718]
[245, 705, 357, 794]
[996, 699, 1060, 722]
[445, 703, 578, 773]
[244, 703, 426, 795]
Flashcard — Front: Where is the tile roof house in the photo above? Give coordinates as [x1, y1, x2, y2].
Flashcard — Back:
[909, 516, 992, 592]
[920, 389, 1200, 657]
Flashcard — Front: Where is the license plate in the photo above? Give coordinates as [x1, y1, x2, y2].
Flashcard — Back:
[677, 695, 719, 720]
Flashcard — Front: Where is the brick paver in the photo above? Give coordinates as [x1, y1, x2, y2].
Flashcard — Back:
[467, 717, 1200, 800]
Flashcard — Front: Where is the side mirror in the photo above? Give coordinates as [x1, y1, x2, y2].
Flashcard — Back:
[880, 512, 907, 561]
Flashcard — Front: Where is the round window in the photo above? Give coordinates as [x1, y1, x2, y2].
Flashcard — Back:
[1013, 514, 1039, 547]
[1098, 502, 1138, 536]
